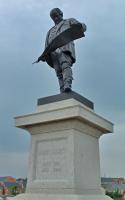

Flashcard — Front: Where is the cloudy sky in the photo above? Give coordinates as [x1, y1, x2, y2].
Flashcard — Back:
[0, 0, 125, 178]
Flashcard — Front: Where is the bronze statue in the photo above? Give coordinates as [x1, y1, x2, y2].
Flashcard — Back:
[34, 8, 86, 93]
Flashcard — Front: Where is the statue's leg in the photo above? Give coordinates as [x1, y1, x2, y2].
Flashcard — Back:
[60, 52, 73, 92]
[51, 52, 64, 93]
[57, 73, 64, 93]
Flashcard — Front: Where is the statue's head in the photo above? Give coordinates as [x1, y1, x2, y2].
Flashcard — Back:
[50, 8, 63, 24]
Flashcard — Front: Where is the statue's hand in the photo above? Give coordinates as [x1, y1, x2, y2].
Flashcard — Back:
[37, 56, 42, 62]
[41, 56, 46, 62]
[37, 56, 45, 62]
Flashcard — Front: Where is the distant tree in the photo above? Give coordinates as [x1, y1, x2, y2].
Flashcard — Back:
[10, 186, 19, 196]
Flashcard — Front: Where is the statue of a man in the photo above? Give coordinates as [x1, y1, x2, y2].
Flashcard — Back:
[37, 8, 86, 93]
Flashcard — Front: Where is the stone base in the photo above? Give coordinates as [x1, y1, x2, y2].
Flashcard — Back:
[9, 193, 113, 200]
[14, 92, 113, 200]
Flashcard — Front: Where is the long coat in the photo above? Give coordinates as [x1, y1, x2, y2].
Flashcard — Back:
[43, 18, 86, 68]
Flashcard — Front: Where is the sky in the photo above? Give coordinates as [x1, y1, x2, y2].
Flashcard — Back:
[0, 0, 125, 178]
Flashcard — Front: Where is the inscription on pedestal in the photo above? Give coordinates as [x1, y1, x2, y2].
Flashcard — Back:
[34, 137, 68, 181]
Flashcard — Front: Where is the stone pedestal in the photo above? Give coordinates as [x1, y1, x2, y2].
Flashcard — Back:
[14, 92, 113, 200]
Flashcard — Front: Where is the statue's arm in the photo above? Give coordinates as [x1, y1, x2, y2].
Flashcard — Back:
[44, 30, 50, 49]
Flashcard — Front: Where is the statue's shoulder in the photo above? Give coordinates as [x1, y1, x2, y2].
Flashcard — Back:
[66, 18, 87, 32]
[47, 25, 55, 33]
[62, 18, 81, 28]
[45, 26, 55, 40]
[67, 18, 80, 23]
[60, 18, 78, 27]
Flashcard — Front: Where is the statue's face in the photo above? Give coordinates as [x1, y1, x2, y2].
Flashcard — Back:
[50, 10, 63, 25]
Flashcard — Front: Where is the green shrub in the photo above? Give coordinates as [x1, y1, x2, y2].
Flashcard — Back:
[106, 189, 122, 199]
